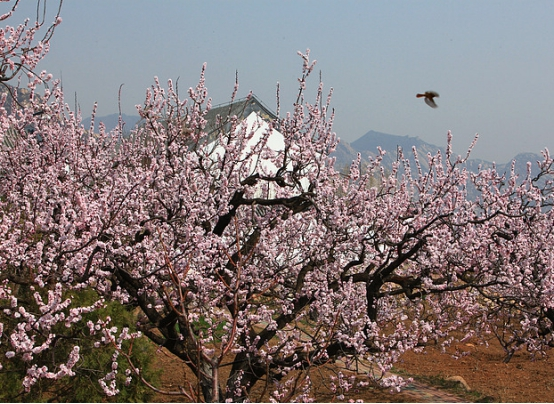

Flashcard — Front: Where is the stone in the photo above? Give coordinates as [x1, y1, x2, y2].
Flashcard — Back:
[446, 375, 471, 391]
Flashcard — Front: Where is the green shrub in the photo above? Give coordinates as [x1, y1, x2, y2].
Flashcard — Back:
[0, 287, 160, 402]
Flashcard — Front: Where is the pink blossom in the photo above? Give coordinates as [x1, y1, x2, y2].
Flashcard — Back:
[0, 20, 553, 401]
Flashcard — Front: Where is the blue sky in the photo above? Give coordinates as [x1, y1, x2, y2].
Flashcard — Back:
[10, 0, 554, 162]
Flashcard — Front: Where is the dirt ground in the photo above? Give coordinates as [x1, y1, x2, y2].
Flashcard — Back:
[395, 339, 554, 403]
[149, 337, 554, 402]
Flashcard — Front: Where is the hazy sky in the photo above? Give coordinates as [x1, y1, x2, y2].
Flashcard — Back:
[10, 0, 554, 162]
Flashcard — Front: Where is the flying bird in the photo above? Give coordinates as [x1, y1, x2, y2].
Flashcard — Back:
[416, 91, 439, 108]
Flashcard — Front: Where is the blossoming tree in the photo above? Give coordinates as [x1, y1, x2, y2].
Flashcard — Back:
[1, 4, 554, 402]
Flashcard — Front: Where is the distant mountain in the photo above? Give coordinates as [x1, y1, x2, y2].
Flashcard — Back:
[347, 130, 447, 173]
[331, 141, 365, 172]
[332, 130, 546, 189]
[333, 130, 449, 173]
[82, 113, 140, 133]
[350, 130, 444, 157]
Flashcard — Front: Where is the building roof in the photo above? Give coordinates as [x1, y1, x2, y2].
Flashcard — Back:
[203, 94, 277, 137]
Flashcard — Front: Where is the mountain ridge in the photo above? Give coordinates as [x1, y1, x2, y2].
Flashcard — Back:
[334, 129, 544, 181]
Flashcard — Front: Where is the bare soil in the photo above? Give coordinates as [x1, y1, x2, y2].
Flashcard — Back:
[148, 337, 554, 402]
[395, 339, 554, 402]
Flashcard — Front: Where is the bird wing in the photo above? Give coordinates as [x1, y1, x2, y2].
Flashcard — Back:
[425, 97, 438, 108]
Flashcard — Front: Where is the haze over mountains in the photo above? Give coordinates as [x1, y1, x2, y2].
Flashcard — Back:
[333, 130, 544, 180]
[86, 113, 544, 181]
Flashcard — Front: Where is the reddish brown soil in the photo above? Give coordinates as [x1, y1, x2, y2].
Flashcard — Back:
[396, 340, 554, 402]
[149, 338, 554, 402]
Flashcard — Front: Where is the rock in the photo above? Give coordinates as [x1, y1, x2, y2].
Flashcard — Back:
[446, 375, 471, 391]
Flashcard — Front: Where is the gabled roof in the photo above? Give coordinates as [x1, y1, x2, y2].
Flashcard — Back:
[204, 94, 277, 136]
